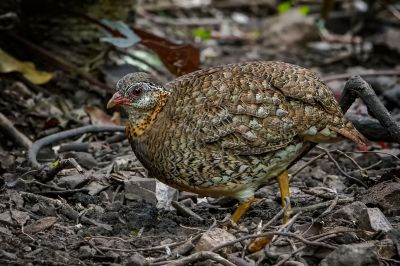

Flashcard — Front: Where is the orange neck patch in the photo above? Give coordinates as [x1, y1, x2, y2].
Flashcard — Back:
[126, 92, 170, 139]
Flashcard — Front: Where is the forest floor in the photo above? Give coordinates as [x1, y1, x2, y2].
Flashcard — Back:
[1, 1, 400, 265]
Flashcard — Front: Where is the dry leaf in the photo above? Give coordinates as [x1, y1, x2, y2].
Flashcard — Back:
[0, 48, 53, 84]
[24, 217, 58, 234]
[133, 27, 200, 76]
[84, 105, 120, 125]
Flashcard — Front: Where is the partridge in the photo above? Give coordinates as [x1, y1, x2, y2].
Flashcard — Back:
[107, 61, 365, 223]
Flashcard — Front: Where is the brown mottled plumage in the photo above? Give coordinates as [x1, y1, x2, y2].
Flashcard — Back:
[108, 61, 365, 214]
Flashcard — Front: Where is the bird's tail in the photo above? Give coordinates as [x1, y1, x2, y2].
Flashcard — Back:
[330, 121, 367, 145]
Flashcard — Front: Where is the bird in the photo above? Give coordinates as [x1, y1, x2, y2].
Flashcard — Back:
[107, 61, 366, 224]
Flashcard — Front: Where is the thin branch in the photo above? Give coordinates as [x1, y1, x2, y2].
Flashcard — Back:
[339, 75, 400, 143]
[0, 112, 32, 149]
[28, 125, 124, 168]
[322, 69, 400, 83]
[211, 231, 336, 253]
[163, 251, 235, 266]
[291, 198, 352, 213]
[316, 146, 368, 188]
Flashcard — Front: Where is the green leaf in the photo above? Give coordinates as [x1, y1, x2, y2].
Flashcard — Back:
[50, 159, 60, 169]
[299, 5, 310, 15]
[277, 2, 292, 14]
[192, 27, 211, 40]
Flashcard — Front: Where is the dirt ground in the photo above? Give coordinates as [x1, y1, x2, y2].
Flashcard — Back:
[1, 1, 400, 265]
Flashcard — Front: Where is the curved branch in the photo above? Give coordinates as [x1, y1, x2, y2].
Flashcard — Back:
[340, 76, 400, 143]
[28, 125, 125, 168]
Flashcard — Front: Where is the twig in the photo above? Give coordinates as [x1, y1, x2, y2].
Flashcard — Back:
[315, 188, 338, 219]
[247, 198, 291, 253]
[162, 251, 235, 266]
[280, 211, 303, 233]
[28, 125, 124, 168]
[171, 200, 204, 222]
[322, 69, 400, 83]
[386, 4, 400, 21]
[315, 146, 368, 188]
[36, 158, 84, 183]
[151, 219, 218, 264]
[273, 232, 347, 266]
[112, 185, 121, 203]
[291, 198, 352, 213]
[334, 149, 368, 177]
[346, 151, 400, 161]
[290, 153, 326, 179]
[261, 199, 290, 231]
[0, 112, 32, 149]
[301, 187, 337, 200]
[21, 224, 35, 241]
[97, 240, 187, 253]
[211, 231, 336, 253]
[20, 191, 111, 230]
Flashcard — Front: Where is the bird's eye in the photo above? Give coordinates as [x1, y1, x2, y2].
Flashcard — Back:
[127, 85, 144, 98]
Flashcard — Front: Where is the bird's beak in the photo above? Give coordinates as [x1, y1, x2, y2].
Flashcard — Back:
[107, 92, 129, 109]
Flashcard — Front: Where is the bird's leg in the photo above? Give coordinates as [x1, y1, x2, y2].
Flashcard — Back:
[277, 170, 291, 224]
[247, 171, 292, 253]
[231, 196, 256, 224]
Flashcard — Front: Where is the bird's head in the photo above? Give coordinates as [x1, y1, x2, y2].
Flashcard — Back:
[107, 72, 170, 137]
[107, 72, 170, 119]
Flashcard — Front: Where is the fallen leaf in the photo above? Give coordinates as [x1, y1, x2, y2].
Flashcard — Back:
[133, 27, 200, 76]
[84, 105, 120, 125]
[100, 19, 141, 48]
[24, 217, 57, 234]
[0, 48, 53, 84]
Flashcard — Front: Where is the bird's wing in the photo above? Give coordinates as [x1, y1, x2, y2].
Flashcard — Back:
[167, 61, 347, 155]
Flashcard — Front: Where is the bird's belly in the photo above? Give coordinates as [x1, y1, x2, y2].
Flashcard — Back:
[149, 141, 307, 200]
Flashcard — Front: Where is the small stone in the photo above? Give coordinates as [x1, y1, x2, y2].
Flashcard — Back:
[386, 229, 400, 256]
[79, 245, 96, 258]
[7, 190, 24, 208]
[320, 242, 379, 266]
[125, 176, 157, 204]
[376, 239, 397, 259]
[105, 201, 123, 212]
[0, 250, 17, 260]
[156, 181, 178, 210]
[127, 176, 157, 191]
[194, 228, 238, 254]
[0, 226, 12, 236]
[99, 191, 110, 202]
[359, 182, 400, 213]
[359, 208, 393, 232]
[0, 211, 13, 226]
[105, 250, 120, 259]
[126, 252, 148, 266]
[332, 201, 368, 224]
[57, 174, 89, 189]
[63, 152, 98, 169]
[325, 175, 346, 192]
[310, 166, 326, 181]
[84, 181, 110, 196]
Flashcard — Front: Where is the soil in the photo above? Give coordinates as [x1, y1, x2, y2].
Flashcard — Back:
[1, 2, 400, 265]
